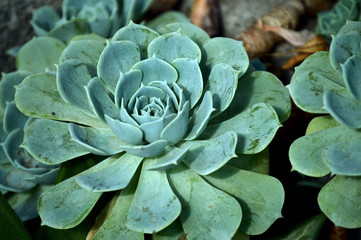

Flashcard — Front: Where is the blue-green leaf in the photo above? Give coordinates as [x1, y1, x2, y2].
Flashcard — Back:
[343, 55, 361, 100]
[3, 101, 28, 134]
[168, 163, 242, 239]
[114, 70, 142, 107]
[205, 165, 284, 235]
[97, 40, 140, 93]
[105, 115, 143, 145]
[147, 146, 190, 171]
[119, 140, 168, 158]
[146, 11, 190, 31]
[126, 159, 181, 233]
[318, 176, 361, 228]
[16, 37, 66, 73]
[76, 153, 142, 192]
[48, 19, 90, 42]
[148, 31, 201, 64]
[181, 131, 237, 175]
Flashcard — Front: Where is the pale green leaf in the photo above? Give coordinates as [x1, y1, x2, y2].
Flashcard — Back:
[146, 11, 190, 31]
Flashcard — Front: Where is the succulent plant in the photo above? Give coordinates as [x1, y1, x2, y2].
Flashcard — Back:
[31, 0, 153, 42]
[316, 0, 361, 41]
[15, 21, 290, 239]
[288, 20, 361, 228]
[0, 35, 67, 221]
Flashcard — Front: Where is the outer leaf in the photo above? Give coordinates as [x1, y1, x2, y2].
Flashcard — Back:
[59, 39, 106, 66]
[158, 22, 210, 47]
[305, 115, 339, 135]
[202, 103, 281, 154]
[15, 72, 104, 128]
[0, 192, 31, 240]
[146, 11, 190, 31]
[202, 37, 249, 78]
[172, 58, 203, 108]
[343, 55, 361, 100]
[168, 163, 242, 240]
[289, 125, 359, 177]
[48, 19, 90, 42]
[181, 131, 237, 175]
[330, 30, 361, 72]
[56, 59, 94, 115]
[324, 88, 361, 129]
[22, 119, 88, 164]
[228, 149, 270, 175]
[112, 22, 159, 59]
[152, 219, 185, 240]
[92, 178, 143, 240]
[323, 135, 361, 176]
[38, 176, 102, 229]
[97, 41, 140, 93]
[31, 6, 60, 36]
[287, 51, 344, 113]
[3, 101, 28, 134]
[76, 153, 143, 192]
[204, 165, 284, 235]
[68, 123, 124, 156]
[318, 176, 361, 228]
[221, 71, 291, 123]
[148, 31, 202, 64]
[16, 37, 66, 73]
[205, 63, 239, 116]
[126, 159, 181, 233]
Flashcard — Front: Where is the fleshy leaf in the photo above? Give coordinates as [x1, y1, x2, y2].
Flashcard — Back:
[305, 115, 340, 135]
[201, 103, 281, 154]
[220, 71, 291, 123]
[139, 117, 166, 143]
[48, 19, 90, 42]
[148, 31, 201, 64]
[172, 58, 203, 108]
[16, 37, 66, 73]
[289, 125, 359, 177]
[3, 101, 28, 134]
[68, 123, 124, 156]
[15, 72, 104, 128]
[105, 115, 143, 145]
[324, 88, 361, 129]
[152, 219, 185, 240]
[0, 164, 36, 192]
[132, 57, 178, 86]
[119, 140, 168, 158]
[205, 63, 239, 117]
[31, 6, 60, 36]
[330, 30, 361, 72]
[112, 22, 159, 59]
[168, 163, 242, 240]
[114, 69, 142, 107]
[181, 131, 237, 175]
[76, 153, 142, 192]
[160, 101, 190, 145]
[7, 185, 49, 221]
[204, 165, 284, 235]
[59, 39, 106, 66]
[22, 119, 88, 164]
[318, 176, 361, 228]
[126, 159, 181, 233]
[158, 22, 210, 46]
[85, 77, 119, 122]
[92, 177, 143, 240]
[228, 149, 270, 175]
[343, 55, 361, 100]
[146, 11, 190, 31]
[38, 176, 102, 229]
[185, 91, 214, 140]
[56, 59, 94, 115]
[202, 37, 249, 78]
[97, 40, 140, 93]
[287, 51, 344, 113]
[147, 146, 190, 171]
[323, 135, 361, 176]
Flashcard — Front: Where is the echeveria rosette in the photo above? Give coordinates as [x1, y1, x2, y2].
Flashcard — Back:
[288, 20, 361, 228]
[316, 0, 361, 41]
[15, 21, 290, 238]
[0, 72, 60, 221]
[31, 0, 153, 42]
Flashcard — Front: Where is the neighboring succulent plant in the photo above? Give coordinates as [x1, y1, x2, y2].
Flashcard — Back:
[316, 0, 361, 41]
[31, 0, 153, 42]
[288, 20, 361, 228]
[15, 21, 291, 239]
[0, 35, 67, 221]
